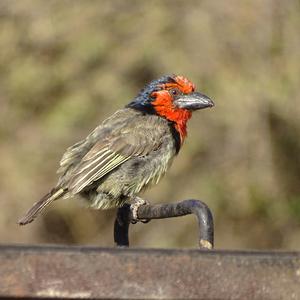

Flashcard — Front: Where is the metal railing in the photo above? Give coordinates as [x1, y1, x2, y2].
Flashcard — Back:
[1, 245, 300, 299]
[114, 199, 214, 249]
[2, 199, 299, 299]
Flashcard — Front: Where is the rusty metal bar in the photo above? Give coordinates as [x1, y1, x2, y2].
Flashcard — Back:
[0, 245, 300, 299]
[114, 199, 214, 249]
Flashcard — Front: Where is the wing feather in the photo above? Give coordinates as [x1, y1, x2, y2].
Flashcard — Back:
[73, 147, 110, 174]
[66, 112, 166, 195]
[68, 148, 129, 194]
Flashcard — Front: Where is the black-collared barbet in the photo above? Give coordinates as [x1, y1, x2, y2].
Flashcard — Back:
[18, 75, 214, 225]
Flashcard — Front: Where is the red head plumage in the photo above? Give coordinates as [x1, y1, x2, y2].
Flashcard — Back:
[128, 74, 214, 144]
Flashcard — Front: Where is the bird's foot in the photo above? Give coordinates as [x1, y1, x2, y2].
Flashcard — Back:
[130, 197, 150, 224]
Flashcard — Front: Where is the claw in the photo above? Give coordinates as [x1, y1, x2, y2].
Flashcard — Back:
[130, 197, 150, 223]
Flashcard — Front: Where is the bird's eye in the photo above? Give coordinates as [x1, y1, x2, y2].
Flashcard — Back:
[170, 88, 180, 97]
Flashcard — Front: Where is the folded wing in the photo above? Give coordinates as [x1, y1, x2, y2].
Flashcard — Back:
[67, 115, 163, 194]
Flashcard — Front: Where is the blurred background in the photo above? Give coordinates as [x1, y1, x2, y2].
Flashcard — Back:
[1, 0, 300, 249]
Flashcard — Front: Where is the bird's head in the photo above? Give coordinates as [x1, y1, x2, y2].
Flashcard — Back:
[127, 74, 214, 143]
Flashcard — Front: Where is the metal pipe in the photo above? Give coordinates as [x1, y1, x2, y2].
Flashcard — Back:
[114, 199, 214, 249]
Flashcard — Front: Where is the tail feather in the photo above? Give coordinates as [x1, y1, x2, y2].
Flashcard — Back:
[18, 188, 65, 226]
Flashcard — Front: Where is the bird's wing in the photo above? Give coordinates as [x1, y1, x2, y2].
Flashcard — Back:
[57, 140, 89, 175]
[67, 115, 164, 194]
[57, 109, 130, 176]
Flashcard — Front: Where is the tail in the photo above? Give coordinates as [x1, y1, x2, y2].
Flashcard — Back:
[18, 188, 65, 226]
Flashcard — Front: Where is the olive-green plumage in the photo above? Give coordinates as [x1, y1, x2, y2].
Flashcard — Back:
[60, 108, 177, 209]
[18, 75, 214, 225]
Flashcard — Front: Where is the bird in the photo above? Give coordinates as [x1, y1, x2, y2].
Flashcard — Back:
[18, 74, 214, 225]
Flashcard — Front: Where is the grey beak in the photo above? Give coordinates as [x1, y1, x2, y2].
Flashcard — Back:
[174, 92, 215, 111]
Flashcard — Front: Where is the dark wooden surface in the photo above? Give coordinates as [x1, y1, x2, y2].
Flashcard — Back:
[0, 244, 300, 299]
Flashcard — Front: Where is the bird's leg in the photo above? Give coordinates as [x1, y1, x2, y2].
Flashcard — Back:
[130, 196, 150, 224]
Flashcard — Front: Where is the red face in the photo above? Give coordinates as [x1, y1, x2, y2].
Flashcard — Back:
[160, 75, 196, 94]
[150, 76, 197, 144]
